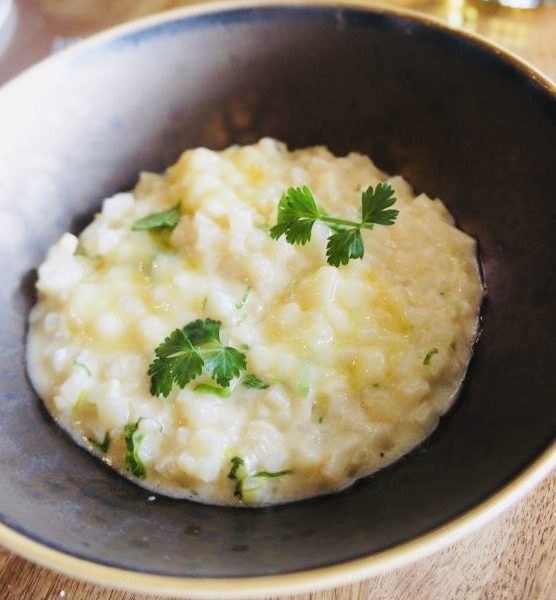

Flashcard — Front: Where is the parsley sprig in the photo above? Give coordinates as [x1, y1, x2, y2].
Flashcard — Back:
[148, 319, 247, 397]
[270, 184, 398, 266]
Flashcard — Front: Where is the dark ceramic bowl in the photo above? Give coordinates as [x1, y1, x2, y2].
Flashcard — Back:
[0, 1, 555, 596]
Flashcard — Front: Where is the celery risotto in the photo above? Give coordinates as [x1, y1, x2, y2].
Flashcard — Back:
[26, 139, 482, 506]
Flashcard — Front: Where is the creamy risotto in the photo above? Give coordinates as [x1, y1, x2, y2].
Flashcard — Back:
[27, 139, 482, 506]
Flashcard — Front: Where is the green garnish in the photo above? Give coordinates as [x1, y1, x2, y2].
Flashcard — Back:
[296, 361, 312, 398]
[74, 360, 92, 376]
[131, 204, 181, 231]
[228, 456, 244, 480]
[227, 456, 292, 500]
[228, 456, 246, 499]
[242, 374, 269, 390]
[235, 286, 251, 310]
[123, 421, 146, 479]
[193, 383, 231, 398]
[148, 318, 247, 397]
[73, 390, 93, 412]
[254, 470, 293, 479]
[88, 432, 110, 453]
[233, 480, 245, 499]
[270, 184, 398, 267]
[423, 348, 439, 365]
[240, 343, 250, 351]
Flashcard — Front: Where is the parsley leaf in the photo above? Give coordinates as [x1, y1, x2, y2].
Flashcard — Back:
[182, 318, 221, 346]
[88, 431, 110, 453]
[326, 228, 364, 267]
[123, 421, 146, 479]
[276, 186, 319, 223]
[361, 183, 399, 225]
[242, 374, 270, 389]
[148, 319, 247, 397]
[270, 186, 319, 245]
[131, 204, 181, 231]
[148, 329, 203, 397]
[271, 184, 398, 266]
[204, 346, 247, 387]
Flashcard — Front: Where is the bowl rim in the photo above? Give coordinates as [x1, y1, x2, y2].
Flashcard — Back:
[0, 0, 555, 596]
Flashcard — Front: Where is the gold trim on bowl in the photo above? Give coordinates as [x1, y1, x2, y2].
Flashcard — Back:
[0, 1, 554, 596]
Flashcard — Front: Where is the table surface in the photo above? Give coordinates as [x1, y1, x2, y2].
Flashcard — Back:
[0, 1, 555, 599]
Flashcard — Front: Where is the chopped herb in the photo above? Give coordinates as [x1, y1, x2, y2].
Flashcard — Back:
[235, 286, 251, 310]
[228, 456, 244, 480]
[297, 383, 310, 398]
[296, 361, 312, 398]
[255, 469, 293, 478]
[131, 204, 181, 231]
[240, 343, 250, 351]
[73, 390, 92, 411]
[123, 421, 146, 479]
[228, 456, 292, 501]
[228, 456, 245, 499]
[423, 348, 439, 366]
[240, 479, 263, 496]
[74, 360, 92, 376]
[318, 416, 324, 424]
[242, 374, 269, 390]
[88, 431, 110, 453]
[450, 341, 457, 351]
[193, 383, 231, 398]
[270, 184, 398, 267]
[148, 319, 247, 397]
[233, 480, 244, 499]
[439, 290, 445, 296]
[201, 296, 208, 310]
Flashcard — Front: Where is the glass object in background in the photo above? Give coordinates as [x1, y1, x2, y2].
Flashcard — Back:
[0, 0, 15, 58]
[0, 0, 11, 24]
[390, 1, 556, 81]
[481, 0, 554, 9]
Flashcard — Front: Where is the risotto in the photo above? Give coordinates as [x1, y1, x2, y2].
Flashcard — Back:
[26, 139, 482, 506]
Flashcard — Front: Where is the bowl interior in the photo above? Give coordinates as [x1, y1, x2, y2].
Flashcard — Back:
[0, 4, 555, 578]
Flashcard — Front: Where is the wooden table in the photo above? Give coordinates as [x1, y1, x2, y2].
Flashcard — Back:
[1, 1, 555, 598]
[1, 474, 554, 599]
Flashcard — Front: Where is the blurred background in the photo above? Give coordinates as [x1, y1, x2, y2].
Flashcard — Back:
[0, 0, 555, 85]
